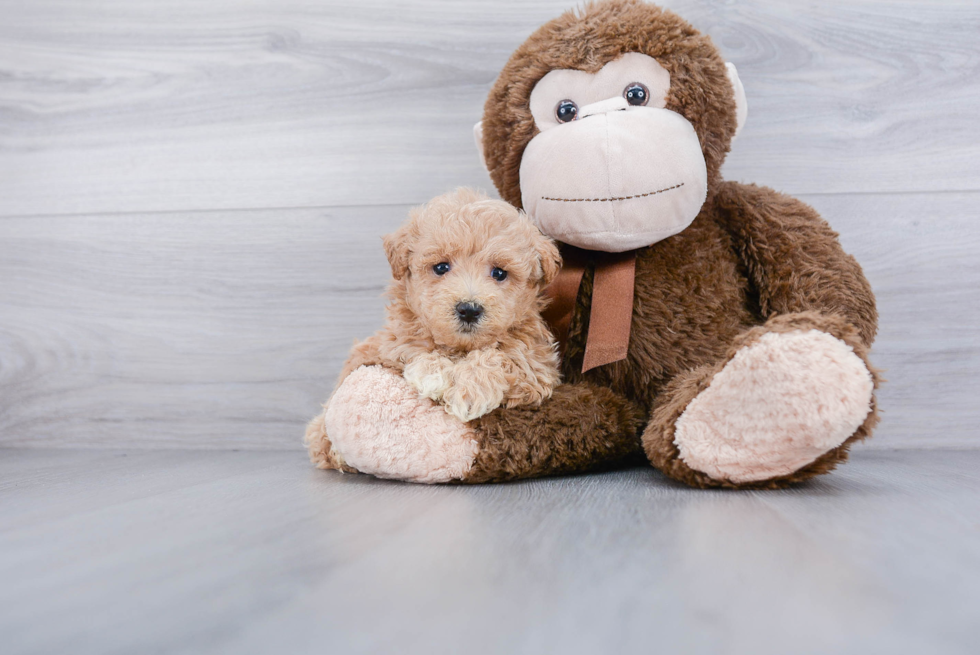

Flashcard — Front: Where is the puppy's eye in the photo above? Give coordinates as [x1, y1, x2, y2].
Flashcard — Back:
[490, 267, 508, 282]
[555, 99, 578, 123]
[623, 82, 649, 107]
[433, 262, 451, 276]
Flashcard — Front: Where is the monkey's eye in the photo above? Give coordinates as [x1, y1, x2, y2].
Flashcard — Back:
[433, 262, 451, 276]
[490, 267, 508, 282]
[555, 99, 578, 123]
[624, 82, 649, 106]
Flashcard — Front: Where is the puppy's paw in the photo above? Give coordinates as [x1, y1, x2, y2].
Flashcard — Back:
[403, 353, 454, 401]
[442, 354, 509, 422]
[442, 383, 504, 422]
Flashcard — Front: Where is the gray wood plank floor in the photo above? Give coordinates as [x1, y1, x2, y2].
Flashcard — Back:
[2, 448, 979, 655]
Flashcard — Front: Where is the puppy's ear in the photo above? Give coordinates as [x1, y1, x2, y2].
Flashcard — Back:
[382, 223, 413, 281]
[534, 234, 562, 287]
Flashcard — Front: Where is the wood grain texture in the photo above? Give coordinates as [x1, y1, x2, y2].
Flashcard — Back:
[0, 205, 398, 449]
[2, 448, 979, 655]
[1, 191, 977, 450]
[1, 0, 977, 451]
[0, 0, 978, 217]
[806, 192, 980, 448]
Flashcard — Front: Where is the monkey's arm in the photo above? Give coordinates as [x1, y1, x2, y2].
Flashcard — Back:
[714, 181, 878, 346]
[464, 382, 645, 482]
[315, 363, 645, 483]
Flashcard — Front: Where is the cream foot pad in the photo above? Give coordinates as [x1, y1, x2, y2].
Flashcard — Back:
[674, 330, 874, 483]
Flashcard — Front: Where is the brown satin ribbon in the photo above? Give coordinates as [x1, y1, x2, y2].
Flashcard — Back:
[541, 246, 587, 354]
[542, 246, 636, 373]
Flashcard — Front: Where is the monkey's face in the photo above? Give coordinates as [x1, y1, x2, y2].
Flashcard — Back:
[519, 53, 710, 252]
[476, 1, 747, 254]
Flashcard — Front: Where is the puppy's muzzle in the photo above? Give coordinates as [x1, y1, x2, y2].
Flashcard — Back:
[455, 301, 484, 326]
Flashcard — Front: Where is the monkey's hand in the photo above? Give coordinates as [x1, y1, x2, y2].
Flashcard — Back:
[322, 366, 479, 483]
[403, 352, 455, 401]
[441, 350, 509, 423]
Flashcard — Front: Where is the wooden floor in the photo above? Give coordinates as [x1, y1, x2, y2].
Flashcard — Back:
[2, 448, 979, 655]
[2, 1, 979, 652]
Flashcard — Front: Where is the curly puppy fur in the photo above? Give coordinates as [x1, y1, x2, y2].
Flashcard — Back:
[306, 188, 562, 467]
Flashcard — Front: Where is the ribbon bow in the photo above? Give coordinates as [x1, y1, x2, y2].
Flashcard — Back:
[541, 246, 636, 373]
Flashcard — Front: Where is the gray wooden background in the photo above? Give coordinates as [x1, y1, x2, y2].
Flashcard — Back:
[1, 0, 978, 451]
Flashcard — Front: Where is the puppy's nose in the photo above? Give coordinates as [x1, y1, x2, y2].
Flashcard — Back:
[455, 301, 484, 324]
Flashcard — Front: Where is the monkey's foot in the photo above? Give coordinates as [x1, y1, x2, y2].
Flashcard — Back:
[644, 321, 877, 487]
[676, 329, 873, 483]
[323, 366, 479, 484]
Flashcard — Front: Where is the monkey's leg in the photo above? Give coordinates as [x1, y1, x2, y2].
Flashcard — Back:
[321, 365, 645, 484]
[642, 312, 880, 489]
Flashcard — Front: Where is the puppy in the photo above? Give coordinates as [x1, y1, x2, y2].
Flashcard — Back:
[336, 187, 562, 423]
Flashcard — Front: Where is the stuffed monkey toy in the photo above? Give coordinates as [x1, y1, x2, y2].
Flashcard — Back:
[307, 0, 880, 488]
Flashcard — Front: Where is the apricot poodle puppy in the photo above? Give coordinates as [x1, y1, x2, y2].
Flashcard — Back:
[306, 187, 562, 470]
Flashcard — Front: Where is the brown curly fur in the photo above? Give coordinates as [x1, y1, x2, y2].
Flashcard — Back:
[465, 0, 879, 488]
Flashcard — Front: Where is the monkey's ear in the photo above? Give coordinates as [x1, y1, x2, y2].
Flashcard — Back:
[725, 63, 748, 139]
[535, 235, 562, 287]
[473, 121, 488, 172]
[382, 224, 413, 280]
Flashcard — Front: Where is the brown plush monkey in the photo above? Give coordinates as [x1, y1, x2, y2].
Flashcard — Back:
[307, 0, 880, 488]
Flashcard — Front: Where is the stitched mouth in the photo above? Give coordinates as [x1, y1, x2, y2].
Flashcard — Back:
[541, 182, 684, 203]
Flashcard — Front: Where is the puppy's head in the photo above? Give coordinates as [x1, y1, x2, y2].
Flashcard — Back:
[383, 187, 560, 350]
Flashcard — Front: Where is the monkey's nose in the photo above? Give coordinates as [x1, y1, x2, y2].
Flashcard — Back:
[578, 96, 629, 119]
[455, 302, 484, 324]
